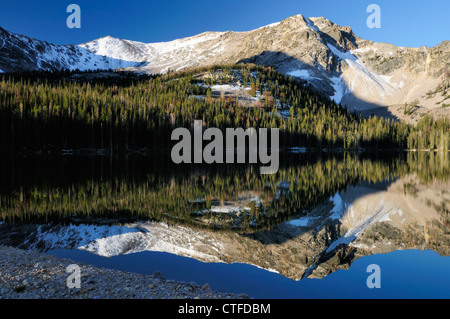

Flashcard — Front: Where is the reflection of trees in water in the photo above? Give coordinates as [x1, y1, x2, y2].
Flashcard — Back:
[0, 151, 448, 231]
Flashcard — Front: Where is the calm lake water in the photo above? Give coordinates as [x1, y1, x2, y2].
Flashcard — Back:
[47, 248, 450, 299]
[1, 151, 449, 298]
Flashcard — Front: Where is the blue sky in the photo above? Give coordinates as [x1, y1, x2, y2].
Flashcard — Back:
[0, 0, 448, 48]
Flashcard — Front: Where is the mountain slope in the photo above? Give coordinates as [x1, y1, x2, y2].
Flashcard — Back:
[0, 26, 144, 72]
[0, 14, 448, 120]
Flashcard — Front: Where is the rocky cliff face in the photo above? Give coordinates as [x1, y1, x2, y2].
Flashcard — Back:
[1, 14, 448, 120]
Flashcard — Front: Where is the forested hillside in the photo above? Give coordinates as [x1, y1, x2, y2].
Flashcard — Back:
[0, 64, 448, 152]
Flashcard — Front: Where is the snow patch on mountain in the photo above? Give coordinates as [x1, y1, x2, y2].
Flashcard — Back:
[255, 21, 282, 31]
[304, 17, 320, 32]
[79, 36, 148, 63]
[326, 42, 398, 104]
[287, 69, 320, 81]
[329, 76, 346, 104]
[210, 84, 241, 92]
[150, 32, 224, 53]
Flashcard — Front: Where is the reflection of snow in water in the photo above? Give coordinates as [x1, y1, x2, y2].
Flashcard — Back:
[287, 216, 320, 227]
[329, 193, 345, 220]
[21, 222, 225, 262]
[210, 205, 250, 213]
[325, 192, 403, 253]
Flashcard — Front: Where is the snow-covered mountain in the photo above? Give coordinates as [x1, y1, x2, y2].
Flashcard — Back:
[0, 26, 144, 72]
[1, 14, 448, 119]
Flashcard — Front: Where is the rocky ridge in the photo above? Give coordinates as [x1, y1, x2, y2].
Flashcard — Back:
[1, 14, 448, 120]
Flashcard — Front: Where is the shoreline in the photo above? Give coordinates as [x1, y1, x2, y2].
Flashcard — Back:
[0, 245, 248, 299]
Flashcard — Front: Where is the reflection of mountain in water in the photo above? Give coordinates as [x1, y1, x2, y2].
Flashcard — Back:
[0, 152, 448, 281]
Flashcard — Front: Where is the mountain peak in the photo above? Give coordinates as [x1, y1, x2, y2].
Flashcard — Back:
[99, 35, 119, 41]
[0, 16, 448, 121]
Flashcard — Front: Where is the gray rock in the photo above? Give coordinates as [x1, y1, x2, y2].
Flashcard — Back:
[202, 283, 211, 292]
[152, 271, 165, 280]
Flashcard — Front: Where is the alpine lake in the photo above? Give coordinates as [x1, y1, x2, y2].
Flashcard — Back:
[0, 150, 449, 299]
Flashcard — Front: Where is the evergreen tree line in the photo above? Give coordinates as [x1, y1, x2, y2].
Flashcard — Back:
[0, 65, 449, 152]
